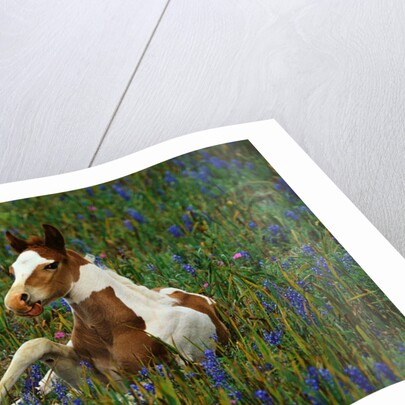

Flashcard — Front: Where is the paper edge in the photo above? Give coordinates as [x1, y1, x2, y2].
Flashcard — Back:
[0, 119, 404, 403]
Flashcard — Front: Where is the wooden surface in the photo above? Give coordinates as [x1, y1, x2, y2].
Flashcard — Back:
[1, 0, 405, 256]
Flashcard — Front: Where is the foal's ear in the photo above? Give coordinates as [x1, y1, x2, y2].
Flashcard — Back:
[43, 224, 66, 254]
[5, 231, 29, 253]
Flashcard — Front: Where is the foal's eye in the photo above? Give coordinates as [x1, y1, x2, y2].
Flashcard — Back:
[44, 262, 59, 270]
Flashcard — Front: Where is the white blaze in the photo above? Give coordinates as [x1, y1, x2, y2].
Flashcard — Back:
[10, 251, 52, 287]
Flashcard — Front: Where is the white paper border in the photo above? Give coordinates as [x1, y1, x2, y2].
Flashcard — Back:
[0, 119, 404, 404]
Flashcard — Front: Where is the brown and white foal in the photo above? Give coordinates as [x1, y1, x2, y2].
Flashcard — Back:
[0, 225, 229, 400]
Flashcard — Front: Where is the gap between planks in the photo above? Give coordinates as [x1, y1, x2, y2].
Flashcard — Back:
[88, 0, 172, 168]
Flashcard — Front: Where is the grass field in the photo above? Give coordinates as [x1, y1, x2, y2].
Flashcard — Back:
[0, 141, 404, 404]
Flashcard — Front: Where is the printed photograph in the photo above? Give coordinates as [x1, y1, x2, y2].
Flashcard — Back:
[0, 141, 404, 404]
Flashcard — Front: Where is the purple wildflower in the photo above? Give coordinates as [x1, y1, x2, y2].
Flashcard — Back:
[182, 263, 196, 277]
[127, 208, 146, 223]
[254, 390, 273, 404]
[263, 329, 283, 346]
[374, 363, 398, 383]
[164, 171, 177, 185]
[123, 219, 135, 232]
[112, 183, 131, 201]
[172, 254, 185, 263]
[284, 210, 298, 220]
[201, 350, 230, 389]
[344, 365, 375, 393]
[167, 225, 183, 238]
[302, 245, 316, 256]
[85, 187, 95, 197]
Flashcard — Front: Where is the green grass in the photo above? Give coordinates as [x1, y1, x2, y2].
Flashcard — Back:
[0, 141, 404, 404]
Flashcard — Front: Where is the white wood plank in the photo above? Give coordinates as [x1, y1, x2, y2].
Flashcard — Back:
[93, 0, 405, 256]
[0, 0, 168, 183]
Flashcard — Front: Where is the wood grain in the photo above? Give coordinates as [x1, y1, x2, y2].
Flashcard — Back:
[0, 0, 168, 182]
[92, 0, 405, 255]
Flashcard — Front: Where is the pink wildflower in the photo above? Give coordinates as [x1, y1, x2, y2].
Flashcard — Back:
[203, 283, 209, 288]
[233, 252, 242, 260]
[99, 253, 107, 259]
[217, 261, 225, 266]
[54, 331, 66, 340]
[88, 205, 97, 211]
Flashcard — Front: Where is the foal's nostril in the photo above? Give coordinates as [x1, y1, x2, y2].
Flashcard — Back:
[20, 293, 30, 303]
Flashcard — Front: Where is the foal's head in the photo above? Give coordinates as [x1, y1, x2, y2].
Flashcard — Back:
[4, 224, 82, 317]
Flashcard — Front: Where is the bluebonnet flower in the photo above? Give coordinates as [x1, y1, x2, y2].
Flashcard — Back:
[182, 263, 196, 277]
[167, 224, 183, 237]
[94, 255, 108, 269]
[21, 392, 41, 405]
[129, 384, 146, 404]
[263, 329, 283, 346]
[127, 208, 146, 223]
[296, 279, 310, 292]
[284, 210, 298, 221]
[344, 365, 375, 393]
[231, 159, 243, 168]
[374, 363, 398, 383]
[123, 219, 135, 232]
[77, 214, 84, 220]
[79, 360, 92, 369]
[284, 286, 316, 325]
[72, 399, 84, 405]
[318, 368, 334, 385]
[245, 162, 255, 169]
[199, 150, 211, 159]
[302, 245, 316, 256]
[209, 156, 228, 169]
[23, 364, 42, 394]
[248, 221, 257, 229]
[147, 263, 157, 272]
[5, 245, 13, 256]
[139, 367, 149, 378]
[112, 183, 131, 201]
[53, 379, 68, 403]
[305, 366, 320, 391]
[201, 350, 230, 389]
[297, 205, 311, 214]
[268, 225, 280, 235]
[85, 187, 95, 197]
[182, 213, 193, 232]
[320, 302, 333, 316]
[172, 254, 185, 263]
[266, 281, 316, 325]
[172, 158, 186, 169]
[164, 171, 177, 185]
[143, 382, 156, 394]
[341, 253, 356, 270]
[155, 364, 165, 377]
[254, 390, 273, 404]
[256, 291, 277, 313]
[98, 185, 107, 191]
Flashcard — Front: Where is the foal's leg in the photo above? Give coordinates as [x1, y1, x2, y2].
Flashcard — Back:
[37, 340, 76, 395]
[0, 338, 81, 401]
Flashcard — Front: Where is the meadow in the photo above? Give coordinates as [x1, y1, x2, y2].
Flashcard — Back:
[0, 141, 404, 404]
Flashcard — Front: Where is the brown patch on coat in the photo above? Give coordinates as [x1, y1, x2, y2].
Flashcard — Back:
[166, 290, 230, 345]
[71, 287, 168, 375]
[24, 249, 86, 300]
